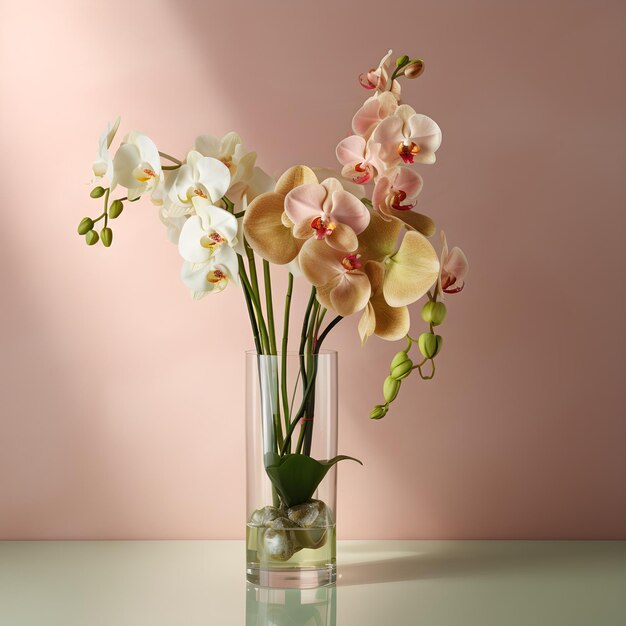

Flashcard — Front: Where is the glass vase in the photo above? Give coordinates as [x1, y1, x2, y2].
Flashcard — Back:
[246, 350, 339, 588]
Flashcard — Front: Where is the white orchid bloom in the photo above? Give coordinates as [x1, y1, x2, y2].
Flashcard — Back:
[195, 131, 256, 200]
[113, 131, 162, 200]
[92, 116, 120, 183]
[169, 150, 231, 210]
[178, 197, 240, 296]
[180, 259, 232, 299]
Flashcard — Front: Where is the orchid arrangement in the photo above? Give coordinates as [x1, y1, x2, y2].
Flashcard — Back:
[78, 51, 468, 509]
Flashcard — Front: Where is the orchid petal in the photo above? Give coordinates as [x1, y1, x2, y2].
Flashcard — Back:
[194, 134, 221, 157]
[391, 210, 436, 237]
[446, 246, 469, 278]
[358, 302, 376, 345]
[370, 295, 410, 341]
[243, 192, 301, 264]
[178, 215, 211, 264]
[284, 183, 327, 225]
[328, 189, 370, 235]
[357, 212, 402, 262]
[299, 238, 340, 286]
[275, 165, 318, 196]
[325, 222, 358, 252]
[383, 231, 440, 307]
[336, 135, 367, 168]
[318, 270, 371, 317]
[213, 244, 240, 284]
[113, 143, 141, 189]
[194, 156, 231, 202]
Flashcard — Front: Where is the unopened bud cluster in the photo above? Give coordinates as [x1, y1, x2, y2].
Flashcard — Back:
[371, 297, 449, 419]
[77, 187, 124, 247]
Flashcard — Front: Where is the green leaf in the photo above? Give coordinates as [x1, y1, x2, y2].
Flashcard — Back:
[264, 453, 362, 508]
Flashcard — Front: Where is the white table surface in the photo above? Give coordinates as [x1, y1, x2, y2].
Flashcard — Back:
[1, 540, 624, 625]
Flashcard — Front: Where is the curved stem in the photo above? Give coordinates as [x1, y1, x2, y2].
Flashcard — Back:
[158, 151, 182, 165]
[237, 255, 261, 355]
[315, 315, 343, 352]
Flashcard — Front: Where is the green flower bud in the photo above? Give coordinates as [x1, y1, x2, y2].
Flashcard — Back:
[390, 350, 411, 371]
[421, 301, 447, 326]
[109, 199, 124, 219]
[85, 230, 99, 246]
[90, 186, 105, 198]
[383, 376, 401, 403]
[404, 60, 425, 79]
[418, 333, 443, 359]
[395, 54, 409, 68]
[391, 359, 413, 381]
[370, 404, 389, 420]
[77, 217, 94, 235]
[101, 227, 113, 248]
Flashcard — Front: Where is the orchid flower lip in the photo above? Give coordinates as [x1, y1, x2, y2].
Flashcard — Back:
[341, 253, 362, 271]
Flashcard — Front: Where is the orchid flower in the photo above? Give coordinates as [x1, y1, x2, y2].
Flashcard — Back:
[352, 91, 398, 139]
[358, 261, 410, 344]
[180, 258, 233, 299]
[113, 131, 162, 200]
[285, 178, 370, 252]
[92, 116, 120, 183]
[437, 230, 469, 297]
[194, 132, 259, 205]
[358, 50, 401, 98]
[177, 196, 240, 298]
[169, 150, 231, 209]
[358, 213, 440, 307]
[335, 136, 386, 185]
[299, 239, 371, 317]
[243, 165, 318, 264]
[371, 167, 435, 235]
[372, 105, 442, 166]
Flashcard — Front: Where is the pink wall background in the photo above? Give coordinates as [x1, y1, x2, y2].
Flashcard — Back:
[1, 0, 625, 540]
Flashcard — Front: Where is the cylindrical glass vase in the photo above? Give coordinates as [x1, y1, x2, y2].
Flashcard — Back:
[246, 350, 338, 588]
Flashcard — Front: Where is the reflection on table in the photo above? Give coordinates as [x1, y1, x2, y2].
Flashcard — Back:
[246, 584, 336, 626]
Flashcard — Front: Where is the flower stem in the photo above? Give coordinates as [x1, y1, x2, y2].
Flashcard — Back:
[237, 255, 261, 355]
[281, 273, 294, 450]
[315, 315, 343, 351]
[239, 260, 270, 354]
[263, 260, 277, 355]
[158, 151, 182, 165]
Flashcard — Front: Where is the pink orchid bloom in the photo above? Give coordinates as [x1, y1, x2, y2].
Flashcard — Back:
[352, 91, 398, 139]
[335, 135, 386, 185]
[358, 50, 401, 98]
[372, 166, 423, 220]
[372, 104, 442, 166]
[284, 178, 370, 253]
[438, 230, 469, 296]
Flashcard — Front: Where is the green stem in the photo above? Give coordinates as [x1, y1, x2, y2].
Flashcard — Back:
[263, 260, 277, 355]
[237, 255, 261, 355]
[103, 188, 110, 229]
[281, 313, 343, 455]
[158, 151, 182, 165]
[297, 301, 319, 455]
[239, 264, 269, 353]
[281, 273, 294, 451]
[315, 315, 343, 352]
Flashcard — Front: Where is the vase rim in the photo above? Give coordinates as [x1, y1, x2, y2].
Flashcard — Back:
[245, 349, 337, 357]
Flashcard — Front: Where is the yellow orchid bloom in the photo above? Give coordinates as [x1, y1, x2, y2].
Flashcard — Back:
[243, 165, 318, 264]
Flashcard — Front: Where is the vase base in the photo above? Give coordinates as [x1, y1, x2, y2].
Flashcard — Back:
[246, 565, 336, 589]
